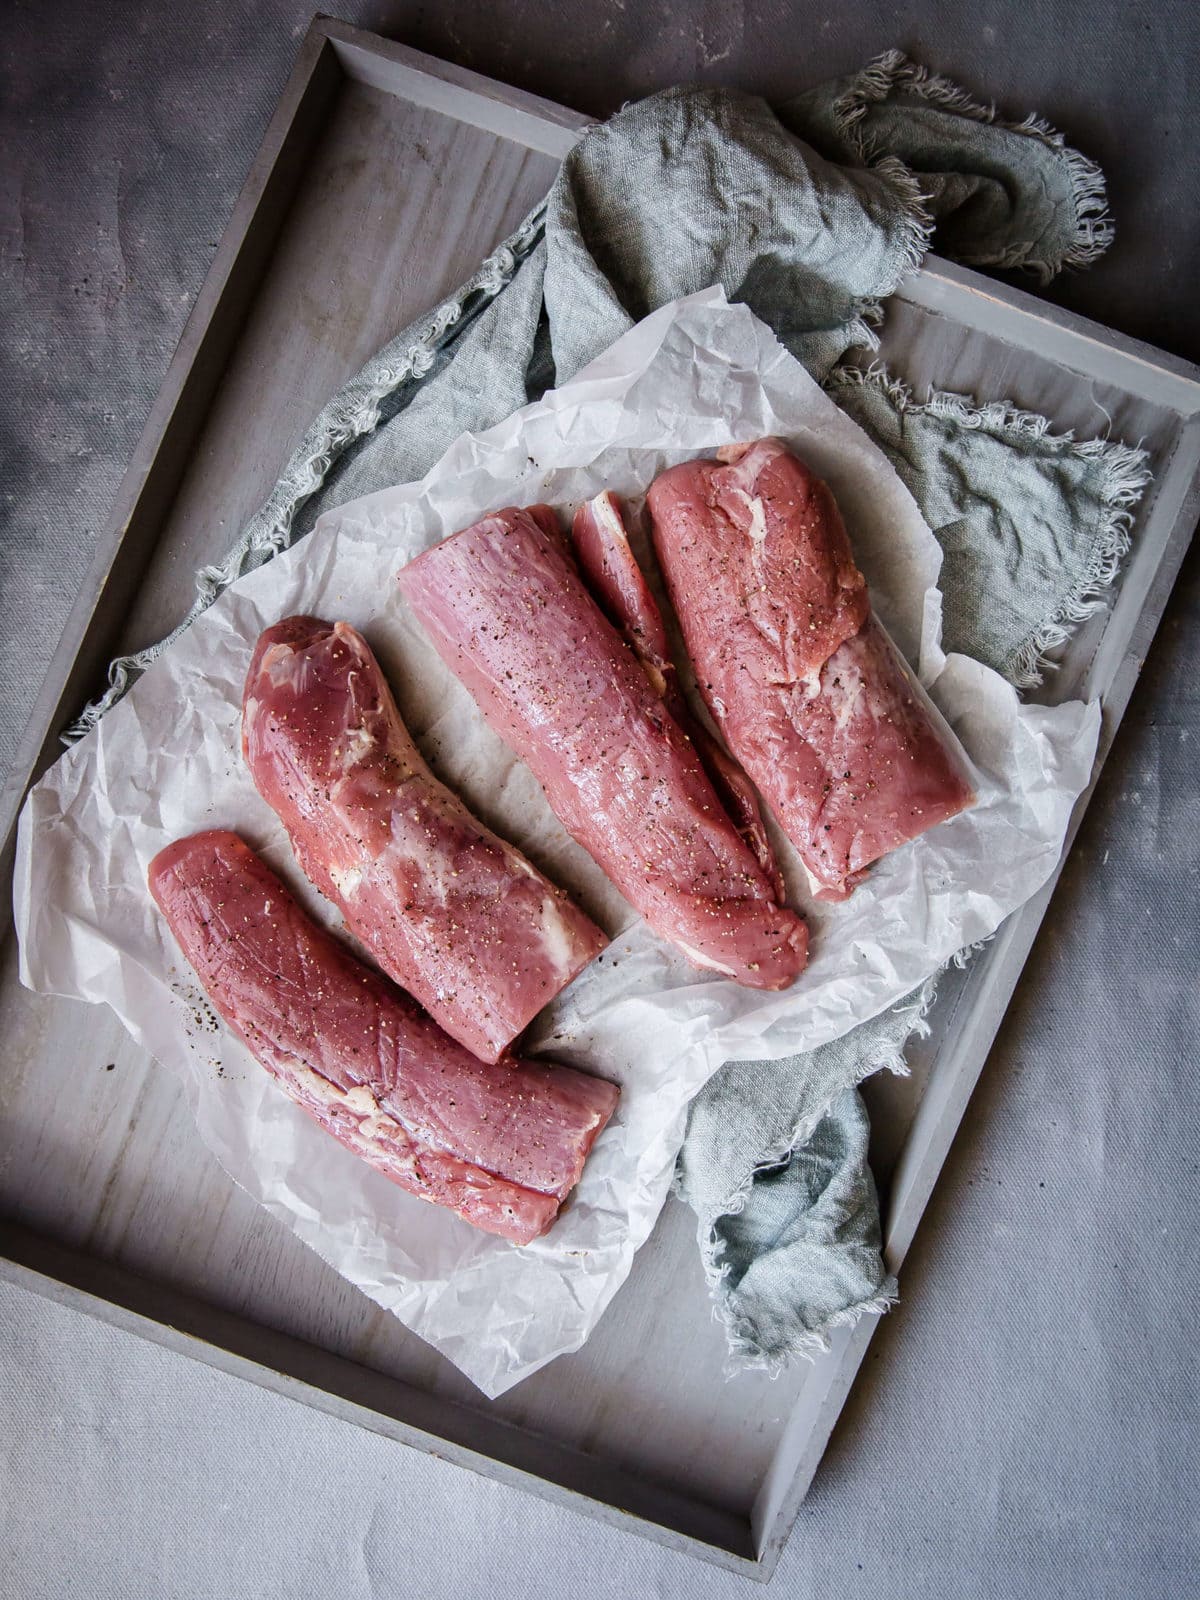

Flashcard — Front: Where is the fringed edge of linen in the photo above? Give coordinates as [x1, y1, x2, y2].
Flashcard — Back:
[837, 149, 935, 358]
[64, 202, 549, 741]
[708, 1282, 902, 1379]
[691, 979, 939, 1377]
[832, 49, 1114, 282]
[826, 362, 1153, 688]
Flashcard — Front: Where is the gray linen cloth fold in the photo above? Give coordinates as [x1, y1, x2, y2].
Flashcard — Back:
[69, 52, 1148, 1370]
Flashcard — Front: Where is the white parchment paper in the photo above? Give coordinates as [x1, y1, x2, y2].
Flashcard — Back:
[14, 290, 1099, 1396]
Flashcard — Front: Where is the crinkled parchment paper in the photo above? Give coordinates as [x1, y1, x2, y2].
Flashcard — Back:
[15, 290, 1099, 1396]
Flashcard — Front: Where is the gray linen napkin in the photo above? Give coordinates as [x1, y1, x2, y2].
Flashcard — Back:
[68, 53, 1148, 1369]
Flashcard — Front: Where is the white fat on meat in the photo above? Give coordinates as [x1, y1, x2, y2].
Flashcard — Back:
[262, 641, 298, 686]
[340, 723, 375, 767]
[675, 941, 739, 978]
[328, 863, 363, 899]
[797, 858, 832, 900]
[798, 663, 823, 700]
[824, 654, 868, 730]
[731, 487, 768, 543]
[539, 895, 582, 981]
[279, 1056, 421, 1169]
[593, 492, 627, 544]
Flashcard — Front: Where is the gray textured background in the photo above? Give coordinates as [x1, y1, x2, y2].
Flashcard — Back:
[3, 4, 1198, 1597]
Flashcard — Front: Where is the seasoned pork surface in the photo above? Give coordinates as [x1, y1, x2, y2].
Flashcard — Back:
[398, 507, 807, 988]
[647, 439, 974, 901]
[149, 830, 618, 1244]
[243, 616, 606, 1063]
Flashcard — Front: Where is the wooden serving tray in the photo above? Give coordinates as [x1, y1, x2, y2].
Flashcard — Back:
[3, 18, 1198, 1579]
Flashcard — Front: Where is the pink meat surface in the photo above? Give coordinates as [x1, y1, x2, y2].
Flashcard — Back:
[571, 490, 674, 685]
[243, 617, 607, 1064]
[149, 831, 619, 1244]
[571, 492, 784, 901]
[647, 439, 975, 902]
[398, 506, 807, 989]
